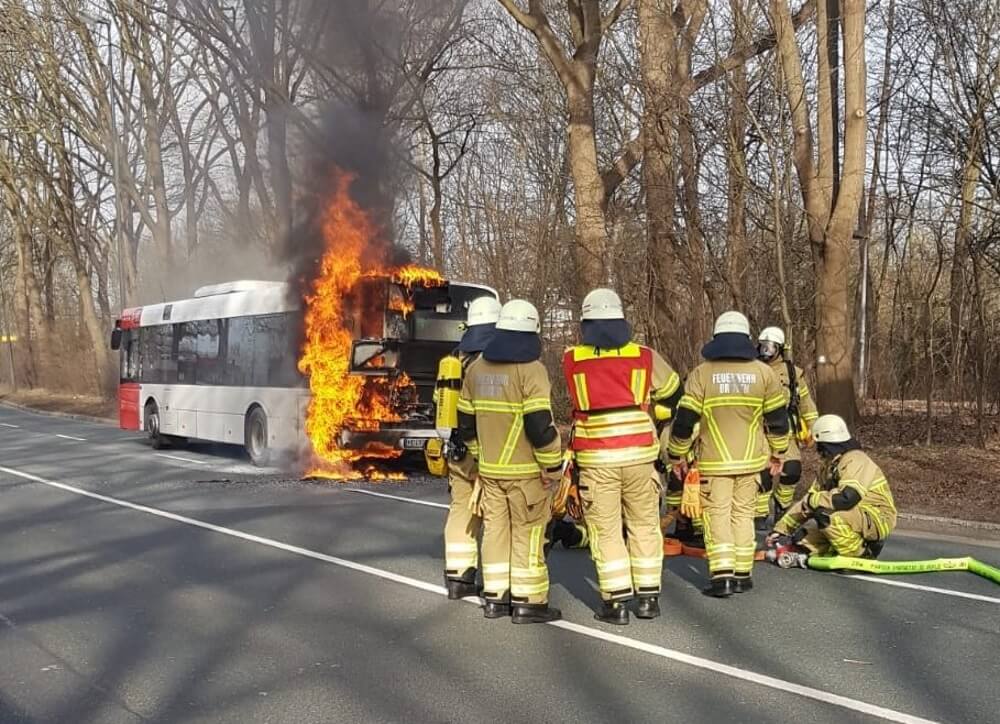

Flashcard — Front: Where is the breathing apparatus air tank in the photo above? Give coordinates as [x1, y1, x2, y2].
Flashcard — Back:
[434, 354, 463, 439]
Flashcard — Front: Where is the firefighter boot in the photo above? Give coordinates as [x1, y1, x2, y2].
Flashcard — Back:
[733, 574, 753, 593]
[446, 568, 480, 600]
[511, 603, 562, 624]
[703, 577, 737, 598]
[484, 599, 512, 619]
[635, 595, 660, 619]
[595, 600, 630, 625]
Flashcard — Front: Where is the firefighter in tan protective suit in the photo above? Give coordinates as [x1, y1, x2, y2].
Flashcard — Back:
[438, 296, 502, 600]
[456, 299, 563, 624]
[667, 311, 789, 597]
[563, 289, 682, 625]
[768, 414, 897, 558]
[755, 326, 819, 527]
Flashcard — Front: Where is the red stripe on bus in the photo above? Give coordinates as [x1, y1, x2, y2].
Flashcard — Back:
[120, 308, 143, 329]
[119, 383, 141, 430]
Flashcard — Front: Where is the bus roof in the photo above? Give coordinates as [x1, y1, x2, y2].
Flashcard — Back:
[123, 279, 497, 328]
[134, 282, 297, 327]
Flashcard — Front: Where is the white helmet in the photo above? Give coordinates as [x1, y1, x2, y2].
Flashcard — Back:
[812, 414, 852, 444]
[758, 326, 786, 346]
[581, 288, 624, 321]
[466, 296, 502, 327]
[713, 311, 751, 337]
[496, 299, 540, 333]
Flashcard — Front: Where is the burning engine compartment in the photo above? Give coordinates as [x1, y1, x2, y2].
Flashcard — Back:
[296, 171, 455, 479]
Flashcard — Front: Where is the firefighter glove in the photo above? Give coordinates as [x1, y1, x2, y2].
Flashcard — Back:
[679, 468, 702, 519]
[467, 477, 484, 516]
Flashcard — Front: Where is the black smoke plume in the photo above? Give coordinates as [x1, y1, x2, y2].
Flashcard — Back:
[281, 0, 414, 301]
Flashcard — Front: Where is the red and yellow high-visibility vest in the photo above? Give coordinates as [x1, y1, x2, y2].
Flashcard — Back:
[562, 343, 659, 467]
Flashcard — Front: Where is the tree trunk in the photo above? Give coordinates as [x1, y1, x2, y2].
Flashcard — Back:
[429, 131, 445, 269]
[638, 0, 678, 351]
[566, 85, 609, 292]
[266, 94, 293, 240]
[950, 120, 981, 403]
[725, 79, 749, 308]
[814, 0, 866, 423]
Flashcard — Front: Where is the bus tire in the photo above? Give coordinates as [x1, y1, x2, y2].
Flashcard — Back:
[144, 401, 168, 450]
[245, 406, 270, 467]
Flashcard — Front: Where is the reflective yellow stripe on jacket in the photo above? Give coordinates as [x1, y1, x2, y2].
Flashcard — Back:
[466, 397, 557, 478]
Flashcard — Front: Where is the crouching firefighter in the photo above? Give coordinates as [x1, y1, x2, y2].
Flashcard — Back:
[456, 299, 563, 624]
[768, 414, 897, 560]
[667, 312, 789, 597]
[437, 296, 502, 600]
[563, 288, 682, 625]
[755, 326, 819, 528]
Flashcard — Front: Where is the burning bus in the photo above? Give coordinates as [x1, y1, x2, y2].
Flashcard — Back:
[110, 276, 497, 473]
[111, 169, 498, 476]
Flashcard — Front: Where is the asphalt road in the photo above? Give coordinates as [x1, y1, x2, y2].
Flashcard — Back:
[1, 405, 998, 724]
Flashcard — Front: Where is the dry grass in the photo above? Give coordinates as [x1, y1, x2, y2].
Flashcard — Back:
[0, 387, 117, 420]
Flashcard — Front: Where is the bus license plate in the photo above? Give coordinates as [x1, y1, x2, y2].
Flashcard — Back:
[402, 438, 427, 450]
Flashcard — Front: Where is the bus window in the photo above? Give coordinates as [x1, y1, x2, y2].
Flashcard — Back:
[178, 319, 224, 385]
[176, 323, 198, 384]
[139, 324, 178, 384]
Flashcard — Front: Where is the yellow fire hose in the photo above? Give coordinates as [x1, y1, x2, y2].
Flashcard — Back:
[807, 555, 1000, 585]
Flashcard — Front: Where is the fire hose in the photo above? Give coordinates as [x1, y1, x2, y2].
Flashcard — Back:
[805, 555, 1000, 584]
[763, 530, 1000, 585]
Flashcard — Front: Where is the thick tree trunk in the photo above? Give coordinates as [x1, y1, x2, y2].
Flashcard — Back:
[678, 109, 707, 365]
[73, 259, 114, 394]
[566, 86, 609, 292]
[638, 0, 678, 351]
[813, 0, 866, 423]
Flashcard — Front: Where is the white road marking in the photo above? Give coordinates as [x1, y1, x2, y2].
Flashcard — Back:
[848, 573, 1000, 604]
[0, 422, 20, 428]
[154, 453, 209, 466]
[0, 464, 938, 724]
[352, 487, 1000, 606]
[55, 434, 86, 442]
[346, 488, 448, 509]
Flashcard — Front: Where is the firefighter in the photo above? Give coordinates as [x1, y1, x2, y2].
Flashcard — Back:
[439, 296, 502, 600]
[755, 326, 819, 527]
[768, 414, 897, 558]
[563, 288, 682, 625]
[667, 311, 789, 597]
[456, 299, 563, 624]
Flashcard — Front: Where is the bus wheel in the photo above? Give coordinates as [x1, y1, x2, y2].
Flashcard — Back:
[245, 407, 270, 467]
[145, 402, 167, 450]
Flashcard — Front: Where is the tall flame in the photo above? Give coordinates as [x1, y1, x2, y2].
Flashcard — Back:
[297, 170, 442, 480]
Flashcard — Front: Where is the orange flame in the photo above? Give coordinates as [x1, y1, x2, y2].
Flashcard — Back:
[391, 266, 445, 288]
[297, 170, 441, 478]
